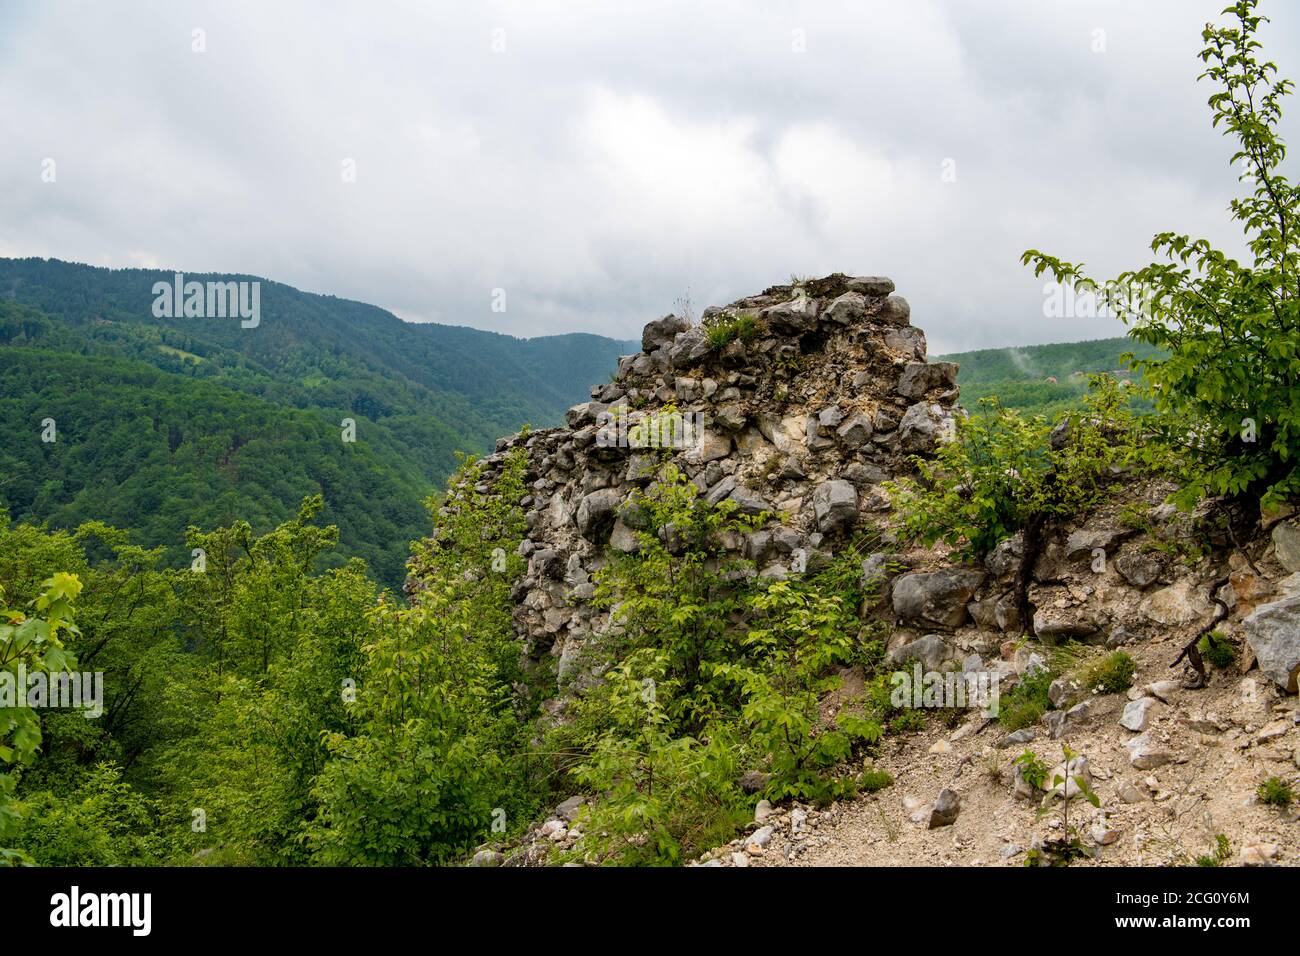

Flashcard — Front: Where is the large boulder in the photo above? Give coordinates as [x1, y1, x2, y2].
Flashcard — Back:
[883, 326, 926, 358]
[836, 413, 873, 447]
[896, 362, 959, 399]
[1033, 604, 1106, 642]
[528, 548, 564, 579]
[898, 402, 954, 453]
[728, 485, 771, 516]
[1271, 522, 1300, 573]
[812, 480, 858, 533]
[642, 313, 689, 352]
[762, 298, 820, 333]
[668, 328, 712, 368]
[892, 569, 987, 628]
[887, 634, 953, 671]
[824, 291, 867, 325]
[690, 429, 731, 463]
[1064, 523, 1133, 560]
[1116, 549, 1167, 588]
[1242, 572, 1300, 692]
[875, 295, 911, 326]
[1139, 579, 1211, 626]
[847, 275, 895, 296]
[576, 488, 623, 541]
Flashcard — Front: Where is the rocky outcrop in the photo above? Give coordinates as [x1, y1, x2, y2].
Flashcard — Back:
[1242, 572, 1300, 693]
[412, 270, 1300, 714]
[413, 273, 963, 693]
[892, 569, 986, 629]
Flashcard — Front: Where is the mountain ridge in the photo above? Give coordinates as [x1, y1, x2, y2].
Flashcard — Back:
[0, 257, 638, 585]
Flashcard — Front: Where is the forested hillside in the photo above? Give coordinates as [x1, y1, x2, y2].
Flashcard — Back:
[938, 337, 1164, 416]
[0, 260, 637, 585]
[1, 1, 1296, 876]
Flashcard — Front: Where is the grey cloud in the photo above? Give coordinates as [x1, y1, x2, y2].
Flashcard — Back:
[1, 0, 1296, 351]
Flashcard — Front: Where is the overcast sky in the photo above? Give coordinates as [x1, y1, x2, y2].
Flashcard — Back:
[2, 1, 1297, 353]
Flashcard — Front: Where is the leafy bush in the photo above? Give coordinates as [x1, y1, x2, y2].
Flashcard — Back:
[551, 467, 898, 859]
[568, 653, 748, 866]
[11, 764, 171, 866]
[1, 571, 81, 865]
[997, 669, 1056, 730]
[711, 580, 883, 803]
[1022, 0, 1300, 512]
[1075, 651, 1136, 695]
[703, 311, 761, 350]
[1197, 630, 1236, 669]
[1013, 750, 1049, 790]
[887, 379, 1144, 561]
[1256, 776, 1295, 807]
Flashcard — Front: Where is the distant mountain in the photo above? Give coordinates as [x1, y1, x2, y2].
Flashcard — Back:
[0, 258, 638, 585]
[937, 336, 1164, 417]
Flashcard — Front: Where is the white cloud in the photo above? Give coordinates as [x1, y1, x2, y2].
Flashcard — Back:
[1, 0, 1296, 348]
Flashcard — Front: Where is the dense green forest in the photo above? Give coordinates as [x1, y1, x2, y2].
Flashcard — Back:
[937, 337, 1164, 417]
[0, 260, 636, 585]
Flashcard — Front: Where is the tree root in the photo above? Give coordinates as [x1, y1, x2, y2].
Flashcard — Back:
[1171, 573, 1231, 689]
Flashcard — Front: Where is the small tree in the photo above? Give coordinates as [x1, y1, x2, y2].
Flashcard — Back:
[1, 573, 81, 865]
[1023, 0, 1299, 517]
[886, 379, 1143, 631]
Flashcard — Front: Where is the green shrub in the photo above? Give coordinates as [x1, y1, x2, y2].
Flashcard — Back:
[703, 311, 761, 350]
[1195, 833, 1232, 866]
[887, 710, 927, 735]
[568, 653, 748, 866]
[886, 380, 1144, 562]
[858, 768, 894, 792]
[1075, 651, 1136, 695]
[997, 669, 1056, 730]
[1023, 0, 1300, 511]
[1013, 750, 1049, 790]
[1197, 631, 1236, 669]
[1256, 776, 1295, 807]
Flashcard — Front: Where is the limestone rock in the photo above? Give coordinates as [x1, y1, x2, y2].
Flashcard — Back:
[762, 298, 820, 333]
[812, 479, 858, 533]
[1241, 572, 1300, 692]
[897, 361, 959, 399]
[668, 328, 712, 368]
[876, 295, 911, 326]
[1140, 579, 1211, 626]
[847, 275, 895, 296]
[892, 569, 986, 628]
[824, 291, 867, 325]
[1116, 550, 1167, 589]
[928, 788, 961, 828]
[1120, 697, 1157, 732]
[836, 413, 873, 447]
[1271, 521, 1300, 573]
[642, 313, 689, 352]
[886, 634, 953, 672]
[1126, 732, 1172, 769]
[576, 488, 623, 541]
[898, 402, 953, 453]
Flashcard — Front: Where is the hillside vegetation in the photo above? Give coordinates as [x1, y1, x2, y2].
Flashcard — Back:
[938, 337, 1164, 417]
[0, 260, 636, 585]
[1, 0, 1296, 871]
